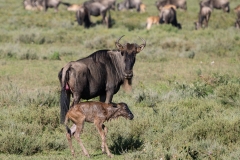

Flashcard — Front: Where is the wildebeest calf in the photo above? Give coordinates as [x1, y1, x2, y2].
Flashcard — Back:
[64, 101, 134, 158]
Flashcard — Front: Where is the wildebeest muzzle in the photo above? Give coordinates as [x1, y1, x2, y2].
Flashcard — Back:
[124, 70, 133, 79]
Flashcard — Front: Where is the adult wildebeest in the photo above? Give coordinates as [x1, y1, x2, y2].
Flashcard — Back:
[194, 6, 212, 30]
[200, 0, 230, 13]
[76, 6, 92, 28]
[34, 0, 71, 12]
[58, 35, 146, 123]
[64, 101, 134, 158]
[159, 6, 182, 29]
[155, 0, 187, 11]
[117, 0, 142, 12]
[83, 1, 112, 27]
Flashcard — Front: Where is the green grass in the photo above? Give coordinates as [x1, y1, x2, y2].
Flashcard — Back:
[0, 0, 240, 159]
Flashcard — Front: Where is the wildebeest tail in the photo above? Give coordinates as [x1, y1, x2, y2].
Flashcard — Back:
[59, 63, 71, 123]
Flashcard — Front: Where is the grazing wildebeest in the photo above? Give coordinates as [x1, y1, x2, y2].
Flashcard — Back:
[159, 6, 182, 29]
[155, 0, 187, 11]
[146, 16, 160, 30]
[83, 1, 111, 27]
[76, 6, 92, 28]
[194, 6, 212, 30]
[58, 35, 146, 123]
[34, 0, 71, 12]
[200, 0, 230, 13]
[64, 101, 134, 158]
[117, 0, 142, 12]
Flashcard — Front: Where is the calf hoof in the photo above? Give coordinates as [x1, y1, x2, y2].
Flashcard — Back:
[85, 153, 90, 158]
[108, 154, 113, 158]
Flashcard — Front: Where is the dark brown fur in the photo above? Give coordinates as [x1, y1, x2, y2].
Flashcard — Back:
[64, 101, 134, 158]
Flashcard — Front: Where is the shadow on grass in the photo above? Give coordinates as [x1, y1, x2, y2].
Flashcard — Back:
[109, 134, 143, 155]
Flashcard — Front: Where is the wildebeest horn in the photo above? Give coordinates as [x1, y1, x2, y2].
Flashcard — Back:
[117, 35, 125, 43]
[115, 35, 125, 50]
[137, 36, 146, 53]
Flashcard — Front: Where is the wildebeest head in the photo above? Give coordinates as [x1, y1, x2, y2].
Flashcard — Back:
[115, 35, 146, 79]
[112, 102, 134, 120]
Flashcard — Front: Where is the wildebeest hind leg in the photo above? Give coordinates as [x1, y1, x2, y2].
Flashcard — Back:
[72, 92, 81, 107]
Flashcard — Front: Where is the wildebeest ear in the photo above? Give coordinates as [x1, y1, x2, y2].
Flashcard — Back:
[136, 37, 146, 53]
[136, 44, 145, 53]
[115, 42, 124, 51]
[115, 35, 125, 51]
[112, 103, 118, 108]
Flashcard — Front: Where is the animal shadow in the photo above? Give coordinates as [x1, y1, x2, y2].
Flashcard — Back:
[109, 134, 143, 155]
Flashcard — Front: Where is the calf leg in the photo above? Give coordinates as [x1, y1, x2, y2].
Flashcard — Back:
[66, 131, 75, 157]
[95, 122, 112, 158]
[74, 122, 90, 157]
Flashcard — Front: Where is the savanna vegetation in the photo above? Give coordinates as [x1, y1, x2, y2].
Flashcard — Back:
[0, 0, 240, 159]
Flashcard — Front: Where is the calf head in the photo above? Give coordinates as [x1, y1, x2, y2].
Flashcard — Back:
[115, 35, 146, 79]
[112, 102, 134, 120]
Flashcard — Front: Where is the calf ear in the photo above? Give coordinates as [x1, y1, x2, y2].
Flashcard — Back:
[112, 103, 118, 108]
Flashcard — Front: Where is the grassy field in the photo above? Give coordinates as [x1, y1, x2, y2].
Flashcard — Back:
[0, 0, 240, 159]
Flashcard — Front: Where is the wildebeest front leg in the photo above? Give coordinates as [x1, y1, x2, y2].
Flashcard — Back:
[103, 91, 114, 103]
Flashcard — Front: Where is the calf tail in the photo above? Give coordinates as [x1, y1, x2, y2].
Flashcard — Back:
[59, 63, 71, 124]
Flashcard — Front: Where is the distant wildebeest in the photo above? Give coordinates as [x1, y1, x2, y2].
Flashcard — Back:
[58, 35, 146, 123]
[64, 101, 134, 158]
[146, 16, 160, 30]
[194, 6, 212, 30]
[76, 6, 92, 28]
[234, 5, 240, 28]
[67, 4, 82, 12]
[155, 0, 187, 11]
[200, 0, 230, 13]
[30, 0, 71, 12]
[159, 5, 182, 29]
[117, 0, 143, 12]
[83, 1, 112, 27]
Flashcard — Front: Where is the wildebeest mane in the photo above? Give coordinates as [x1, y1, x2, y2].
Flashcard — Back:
[84, 49, 111, 63]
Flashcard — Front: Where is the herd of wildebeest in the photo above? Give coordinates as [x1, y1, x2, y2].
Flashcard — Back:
[21, 0, 239, 158]
[23, 0, 240, 30]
